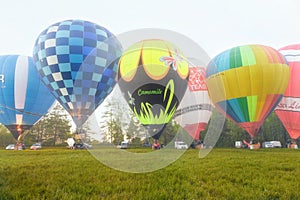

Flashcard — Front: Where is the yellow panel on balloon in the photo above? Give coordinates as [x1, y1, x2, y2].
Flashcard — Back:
[206, 63, 289, 103]
[119, 42, 143, 82]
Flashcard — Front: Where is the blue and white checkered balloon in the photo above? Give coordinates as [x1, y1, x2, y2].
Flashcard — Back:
[33, 19, 122, 127]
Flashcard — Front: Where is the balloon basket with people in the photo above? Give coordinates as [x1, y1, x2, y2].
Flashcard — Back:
[290, 143, 298, 149]
[243, 139, 261, 150]
[152, 139, 161, 150]
[287, 139, 298, 149]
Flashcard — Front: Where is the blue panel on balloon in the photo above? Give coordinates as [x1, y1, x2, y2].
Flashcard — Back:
[0, 55, 55, 140]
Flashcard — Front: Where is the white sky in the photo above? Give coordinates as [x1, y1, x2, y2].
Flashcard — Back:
[0, 0, 299, 58]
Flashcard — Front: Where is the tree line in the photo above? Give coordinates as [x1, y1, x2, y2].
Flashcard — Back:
[0, 101, 295, 148]
[96, 92, 295, 148]
[201, 111, 292, 148]
[0, 104, 72, 148]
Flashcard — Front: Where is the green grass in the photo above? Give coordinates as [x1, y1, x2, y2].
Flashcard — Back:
[1, 148, 300, 199]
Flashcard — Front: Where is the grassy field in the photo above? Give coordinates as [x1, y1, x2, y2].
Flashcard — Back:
[1, 148, 300, 199]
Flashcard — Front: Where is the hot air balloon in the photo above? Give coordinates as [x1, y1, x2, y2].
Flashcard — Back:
[174, 66, 213, 143]
[33, 19, 122, 130]
[118, 39, 189, 140]
[206, 44, 290, 140]
[275, 44, 300, 144]
[0, 55, 55, 142]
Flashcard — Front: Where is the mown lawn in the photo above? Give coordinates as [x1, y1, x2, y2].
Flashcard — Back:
[1, 148, 300, 199]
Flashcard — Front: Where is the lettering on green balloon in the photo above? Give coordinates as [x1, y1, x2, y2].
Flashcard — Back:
[133, 79, 177, 125]
[138, 88, 163, 96]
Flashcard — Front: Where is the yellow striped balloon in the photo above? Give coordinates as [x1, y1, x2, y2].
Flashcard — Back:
[206, 44, 290, 138]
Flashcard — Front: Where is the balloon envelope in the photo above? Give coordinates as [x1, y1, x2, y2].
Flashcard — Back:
[174, 66, 213, 140]
[118, 39, 189, 139]
[206, 44, 290, 138]
[275, 44, 300, 139]
[33, 19, 122, 127]
[0, 55, 55, 140]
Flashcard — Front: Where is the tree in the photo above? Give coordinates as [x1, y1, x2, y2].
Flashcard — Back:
[160, 121, 179, 145]
[98, 89, 297, 148]
[98, 86, 177, 145]
[125, 111, 145, 143]
[26, 103, 72, 146]
[110, 119, 124, 145]
[0, 125, 15, 147]
[100, 105, 125, 144]
[99, 87, 129, 144]
[258, 112, 289, 144]
[200, 111, 293, 148]
[214, 119, 247, 147]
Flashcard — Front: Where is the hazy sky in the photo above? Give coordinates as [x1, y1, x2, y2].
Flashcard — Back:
[0, 0, 299, 58]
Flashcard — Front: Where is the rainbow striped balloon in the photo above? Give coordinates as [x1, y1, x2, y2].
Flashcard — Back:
[206, 44, 290, 138]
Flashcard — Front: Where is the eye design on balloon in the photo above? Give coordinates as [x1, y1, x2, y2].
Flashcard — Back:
[159, 49, 184, 71]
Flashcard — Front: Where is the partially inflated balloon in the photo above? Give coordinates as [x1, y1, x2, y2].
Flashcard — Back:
[275, 44, 300, 139]
[0, 55, 55, 140]
[174, 66, 213, 140]
[118, 39, 189, 139]
[206, 44, 290, 138]
[33, 19, 121, 127]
